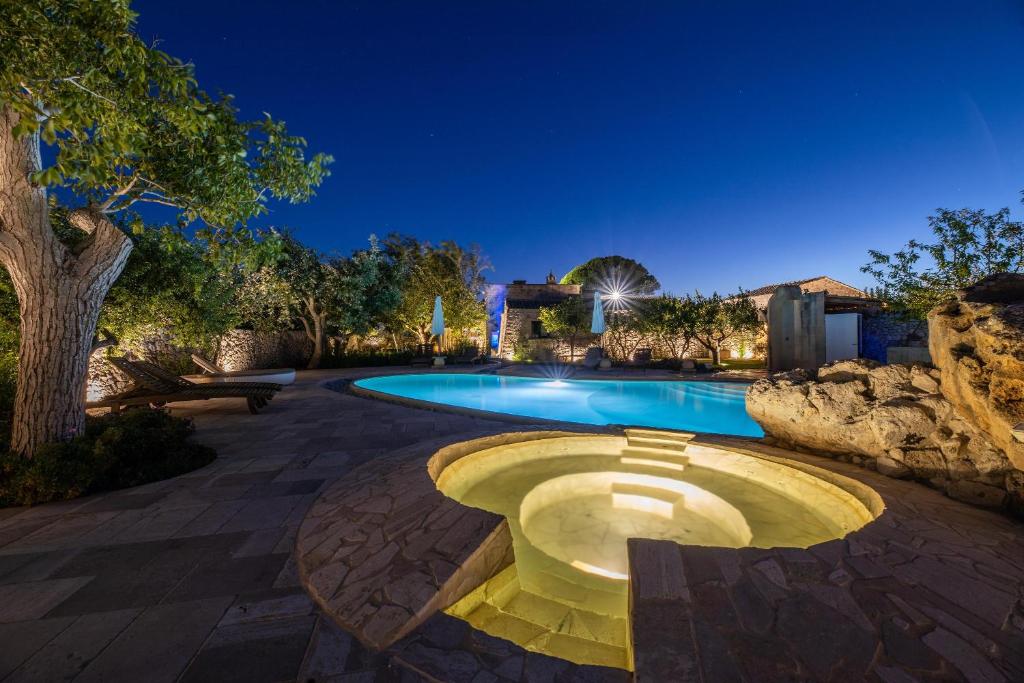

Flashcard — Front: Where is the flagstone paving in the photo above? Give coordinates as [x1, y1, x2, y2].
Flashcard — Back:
[0, 367, 1020, 682]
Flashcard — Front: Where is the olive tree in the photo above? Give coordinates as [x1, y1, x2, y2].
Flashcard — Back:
[0, 2, 330, 453]
[691, 291, 760, 365]
[639, 294, 699, 360]
[862, 206, 1024, 318]
[385, 236, 488, 347]
[538, 296, 591, 362]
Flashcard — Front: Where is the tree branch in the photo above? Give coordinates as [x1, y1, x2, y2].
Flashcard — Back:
[98, 175, 140, 211]
[57, 77, 117, 107]
[67, 207, 133, 286]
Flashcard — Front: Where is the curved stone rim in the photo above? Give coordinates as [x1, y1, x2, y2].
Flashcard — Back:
[296, 428, 888, 659]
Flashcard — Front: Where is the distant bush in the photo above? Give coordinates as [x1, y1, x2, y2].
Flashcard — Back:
[0, 410, 215, 507]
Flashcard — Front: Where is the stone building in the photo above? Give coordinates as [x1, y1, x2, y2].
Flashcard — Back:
[742, 275, 929, 369]
[743, 275, 874, 313]
[488, 276, 585, 359]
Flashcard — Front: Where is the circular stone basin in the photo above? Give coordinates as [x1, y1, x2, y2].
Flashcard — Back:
[436, 431, 882, 670]
[519, 471, 752, 580]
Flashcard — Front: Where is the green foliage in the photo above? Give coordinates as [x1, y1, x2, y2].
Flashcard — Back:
[0, 410, 215, 507]
[862, 206, 1024, 319]
[538, 296, 591, 360]
[691, 291, 761, 363]
[633, 294, 700, 360]
[1, 0, 331, 228]
[560, 256, 660, 295]
[336, 236, 404, 336]
[233, 265, 294, 333]
[100, 226, 236, 349]
[384, 236, 488, 345]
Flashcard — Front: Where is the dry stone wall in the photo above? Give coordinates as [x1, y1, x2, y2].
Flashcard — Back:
[215, 329, 312, 371]
[87, 328, 313, 401]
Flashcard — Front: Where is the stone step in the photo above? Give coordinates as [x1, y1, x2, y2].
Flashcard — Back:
[620, 446, 690, 466]
[498, 591, 629, 647]
[624, 433, 693, 453]
[456, 568, 632, 670]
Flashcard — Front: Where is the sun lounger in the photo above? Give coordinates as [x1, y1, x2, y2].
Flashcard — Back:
[87, 357, 282, 415]
[189, 353, 295, 385]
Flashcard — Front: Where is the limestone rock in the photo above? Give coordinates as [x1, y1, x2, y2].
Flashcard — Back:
[946, 480, 1008, 508]
[747, 357, 1018, 511]
[909, 365, 940, 394]
[875, 456, 911, 479]
[928, 273, 1024, 470]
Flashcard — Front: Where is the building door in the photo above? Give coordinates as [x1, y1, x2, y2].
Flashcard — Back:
[825, 313, 860, 363]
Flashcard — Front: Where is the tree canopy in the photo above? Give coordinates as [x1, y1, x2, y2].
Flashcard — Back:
[1, 0, 331, 230]
[538, 296, 591, 361]
[560, 255, 660, 295]
[384, 236, 488, 347]
[0, 0, 332, 453]
[691, 291, 761, 365]
[862, 205, 1024, 318]
[634, 295, 700, 360]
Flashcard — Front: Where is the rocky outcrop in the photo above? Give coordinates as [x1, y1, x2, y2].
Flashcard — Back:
[747, 360, 1017, 509]
[927, 274, 1024, 472]
[748, 272, 1024, 513]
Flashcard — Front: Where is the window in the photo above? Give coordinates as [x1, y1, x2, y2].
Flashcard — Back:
[531, 320, 545, 337]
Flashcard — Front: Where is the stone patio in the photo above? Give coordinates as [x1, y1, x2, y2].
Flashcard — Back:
[0, 368, 1021, 682]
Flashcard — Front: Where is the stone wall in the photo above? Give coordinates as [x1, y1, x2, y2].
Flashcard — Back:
[861, 312, 928, 364]
[747, 273, 1024, 514]
[87, 350, 133, 402]
[86, 328, 313, 401]
[86, 329, 205, 402]
[216, 329, 312, 371]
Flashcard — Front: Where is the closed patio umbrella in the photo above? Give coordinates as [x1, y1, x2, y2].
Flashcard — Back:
[431, 295, 445, 339]
[590, 291, 605, 334]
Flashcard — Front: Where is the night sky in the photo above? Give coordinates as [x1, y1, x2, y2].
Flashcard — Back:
[134, 1, 1024, 295]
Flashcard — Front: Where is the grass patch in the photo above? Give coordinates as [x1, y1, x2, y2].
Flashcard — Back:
[0, 409, 215, 507]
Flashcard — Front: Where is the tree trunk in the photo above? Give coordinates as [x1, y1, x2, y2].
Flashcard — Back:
[307, 315, 324, 369]
[0, 108, 132, 455]
[709, 343, 721, 365]
[299, 298, 325, 370]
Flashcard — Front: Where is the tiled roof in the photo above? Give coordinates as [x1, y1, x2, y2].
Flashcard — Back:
[744, 276, 865, 298]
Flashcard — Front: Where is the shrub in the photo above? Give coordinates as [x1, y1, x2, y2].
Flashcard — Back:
[0, 409, 216, 507]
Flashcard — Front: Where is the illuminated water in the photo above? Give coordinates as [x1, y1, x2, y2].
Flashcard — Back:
[354, 373, 763, 437]
[436, 433, 880, 670]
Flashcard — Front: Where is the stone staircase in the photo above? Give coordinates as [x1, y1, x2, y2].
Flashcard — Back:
[447, 565, 631, 670]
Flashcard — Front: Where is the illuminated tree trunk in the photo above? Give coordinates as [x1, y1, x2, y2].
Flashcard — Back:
[0, 108, 132, 455]
[299, 297, 326, 369]
[707, 341, 722, 365]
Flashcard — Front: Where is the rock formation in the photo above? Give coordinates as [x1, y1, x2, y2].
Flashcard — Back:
[927, 273, 1024, 471]
[747, 273, 1024, 513]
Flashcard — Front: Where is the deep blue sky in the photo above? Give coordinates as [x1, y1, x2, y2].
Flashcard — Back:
[134, 0, 1024, 294]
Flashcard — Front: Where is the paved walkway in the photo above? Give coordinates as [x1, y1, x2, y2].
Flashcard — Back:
[0, 369, 518, 683]
[0, 369, 1021, 682]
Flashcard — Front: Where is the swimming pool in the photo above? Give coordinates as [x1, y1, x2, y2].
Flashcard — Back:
[353, 373, 763, 437]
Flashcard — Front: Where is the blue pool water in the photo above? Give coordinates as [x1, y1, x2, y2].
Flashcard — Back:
[354, 374, 763, 437]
